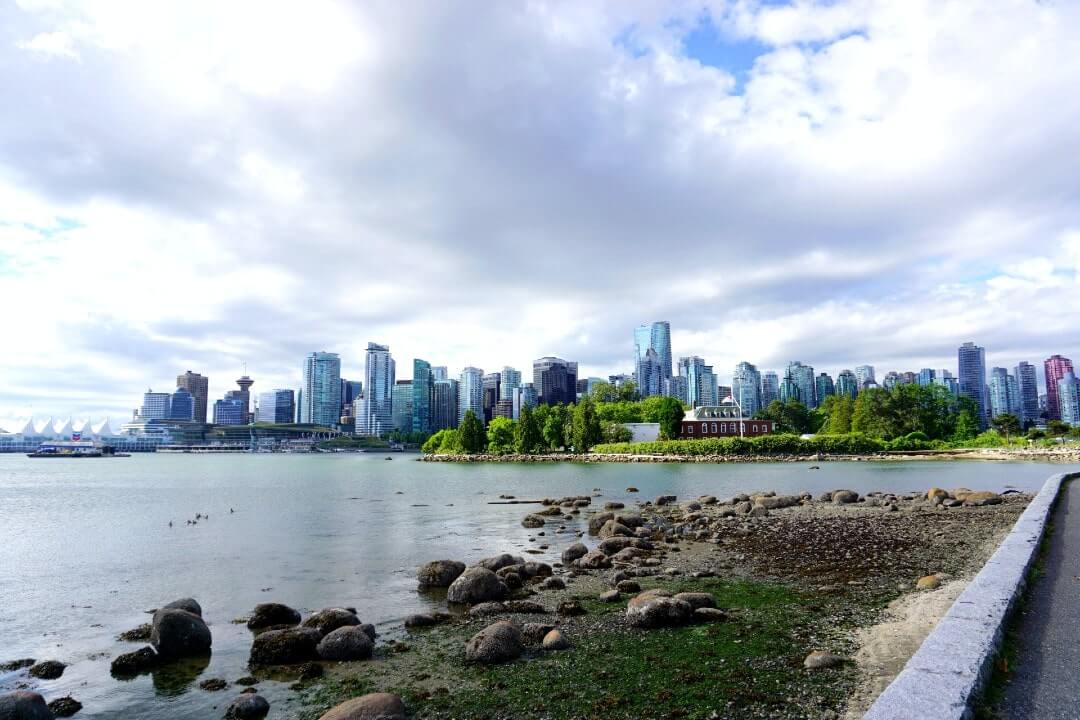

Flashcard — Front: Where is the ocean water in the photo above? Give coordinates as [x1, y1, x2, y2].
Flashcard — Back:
[0, 453, 1072, 718]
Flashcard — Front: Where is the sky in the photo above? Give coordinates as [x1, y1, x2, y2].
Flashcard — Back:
[1, 0, 1079, 422]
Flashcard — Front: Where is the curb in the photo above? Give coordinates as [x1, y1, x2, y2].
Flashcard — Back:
[863, 471, 1079, 720]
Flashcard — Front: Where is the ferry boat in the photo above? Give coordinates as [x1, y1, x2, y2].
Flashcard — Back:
[27, 441, 128, 458]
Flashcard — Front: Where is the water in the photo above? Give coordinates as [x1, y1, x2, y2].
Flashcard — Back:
[0, 453, 1073, 718]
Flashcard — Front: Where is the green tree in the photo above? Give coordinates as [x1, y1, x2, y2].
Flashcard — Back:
[757, 399, 812, 434]
[617, 381, 639, 402]
[571, 396, 603, 452]
[603, 422, 633, 443]
[542, 404, 570, 450]
[487, 417, 517, 454]
[422, 428, 462, 454]
[951, 408, 980, 442]
[655, 396, 685, 440]
[459, 410, 487, 454]
[1026, 428, 1046, 441]
[820, 395, 853, 434]
[991, 413, 1021, 444]
[515, 405, 543, 454]
[1047, 420, 1070, 440]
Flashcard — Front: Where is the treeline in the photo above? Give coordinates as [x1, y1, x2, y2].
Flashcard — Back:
[594, 433, 889, 457]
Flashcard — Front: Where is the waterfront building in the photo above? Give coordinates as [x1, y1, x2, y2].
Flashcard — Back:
[1044, 354, 1075, 421]
[1015, 362, 1040, 426]
[140, 390, 171, 420]
[633, 322, 672, 398]
[391, 380, 413, 431]
[815, 373, 835, 404]
[357, 343, 395, 436]
[256, 389, 295, 424]
[212, 397, 246, 425]
[228, 375, 254, 423]
[168, 388, 194, 421]
[761, 371, 780, 406]
[176, 371, 210, 423]
[533, 357, 578, 405]
[482, 372, 501, 422]
[900, 371, 917, 385]
[458, 367, 484, 424]
[855, 365, 876, 387]
[412, 360, 434, 434]
[918, 368, 936, 386]
[958, 342, 988, 427]
[732, 362, 762, 417]
[835, 370, 858, 400]
[432, 379, 459, 430]
[499, 367, 521, 402]
[677, 403, 776, 439]
[1060, 372, 1080, 426]
[301, 352, 342, 427]
[787, 362, 816, 408]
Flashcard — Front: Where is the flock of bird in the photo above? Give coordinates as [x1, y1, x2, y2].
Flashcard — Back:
[168, 508, 235, 527]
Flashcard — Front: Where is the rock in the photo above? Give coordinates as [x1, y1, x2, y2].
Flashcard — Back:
[464, 621, 524, 664]
[962, 491, 1003, 507]
[46, 697, 81, 717]
[0, 691, 54, 720]
[521, 623, 556, 644]
[404, 613, 444, 628]
[804, 651, 846, 669]
[603, 502, 624, 510]
[417, 560, 466, 588]
[542, 577, 566, 590]
[626, 487, 639, 492]
[476, 554, 524, 572]
[542, 629, 570, 651]
[505, 600, 547, 614]
[317, 626, 374, 661]
[359, 624, 377, 642]
[501, 572, 522, 589]
[754, 495, 801, 510]
[249, 627, 320, 665]
[693, 608, 729, 622]
[749, 505, 770, 517]
[557, 600, 586, 617]
[615, 580, 641, 593]
[235, 677, 258, 686]
[317, 693, 407, 720]
[916, 575, 941, 590]
[162, 598, 202, 617]
[117, 624, 152, 642]
[599, 590, 621, 603]
[200, 678, 229, 691]
[520, 561, 552, 578]
[467, 602, 507, 617]
[298, 662, 323, 681]
[561, 543, 588, 563]
[598, 520, 633, 539]
[574, 550, 611, 569]
[699, 495, 718, 505]
[151, 609, 212, 658]
[446, 567, 508, 604]
[302, 609, 360, 638]
[950, 488, 974, 501]
[28, 661, 65, 680]
[654, 495, 677, 506]
[224, 693, 270, 719]
[832, 490, 859, 505]
[734, 501, 752, 514]
[246, 603, 301, 630]
[609, 547, 646, 564]
[0, 659, 35, 673]
[673, 592, 716, 610]
[521, 514, 545, 528]
[587, 513, 615, 535]
[626, 590, 692, 628]
[597, 537, 635, 555]
[110, 646, 159, 675]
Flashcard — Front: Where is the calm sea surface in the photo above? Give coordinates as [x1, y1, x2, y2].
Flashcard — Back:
[0, 453, 1074, 718]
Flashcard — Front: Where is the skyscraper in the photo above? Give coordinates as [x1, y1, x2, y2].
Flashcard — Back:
[732, 362, 763, 417]
[392, 380, 413, 431]
[678, 356, 714, 408]
[1015, 362, 1040, 426]
[787, 361, 816, 408]
[855, 365, 876, 388]
[433, 379, 459, 430]
[176, 371, 209, 423]
[168, 388, 195, 421]
[815, 373, 835, 404]
[1059, 372, 1080, 426]
[499, 367, 521, 402]
[761, 371, 780, 406]
[835, 370, 858, 400]
[988, 368, 1013, 420]
[532, 357, 577, 405]
[779, 370, 800, 404]
[301, 352, 342, 427]
[212, 397, 246, 425]
[917, 368, 936, 386]
[357, 343, 395, 436]
[411, 359, 434, 434]
[256, 389, 295, 424]
[1044, 354, 1075, 421]
[230, 375, 254, 423]
[432, 366, 448, 382]
[633, 322, 672, 398]
[140, 389, 171, 420]
[458, 367, 484, 423]
[958, 342, 988, 427]
[482, 372, 501, 422]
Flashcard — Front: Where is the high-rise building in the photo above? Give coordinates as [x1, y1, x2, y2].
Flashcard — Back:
[883, 371, 900, 390]
[732, 362, 762, 417]
[761, 371, 780, 406]
[936, 370, 960, 396]
[1059, 372, 1080, 425]
[779, 370, 800, 404]
[677, 356, 716, 408]
[917, 368, 936, 386]
[391, 380, 413, 431]
[256, 389, 295, 424]
[787, 362, 816, 408]
[855, 365, 876, 388]
[226, 375, 254, 423]
[341, 380, 363, 408]
[432, 366, 449, 382]
[482, 372, 501, 422]
[411, 359, 434, 435]
[633, 322, 672, 398]
[140, 389, 171, 420]
[670, 375, 688, 405]
[301, 352, 342, 427]
[499, 367, 521, 402]
[835, 370, 858, 400]
[988, 368, 1014, 420]
[168, 388, 195, 421]
[458, 367, 484, 424]
[357, 343, 395, 436]
[176, 371, 209, 423]
[212, 397, 246, 425]
[1044, 355, 1075, 421]
[958, 342, 988, 427]
[815, 373, 835, 404]
[433, 379, 459, 430]
[533, 357, 578, 405]
[1015, 362, 1040, 426]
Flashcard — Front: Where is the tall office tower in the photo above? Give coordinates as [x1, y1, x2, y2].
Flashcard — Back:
[499, 366, 521, 402]
[677, 356, 715, 408]
[936, 370, 960, 396]
[670, 375, 688, 405]
[918, 368, 936, 386]
[341, 380, 363, 408]
[391, 380, 413, 431]
[835, 369, 858, 399]
[958, 342, 988, 427]
[761, 371, 780, 406]
[140, 389, 171, 420]
[815, 373, 835, 404]
[988, 368, 1013, 419]
[900, 371, 917, 385]
[168, 388, 195, 421]
[411, 359, 434, 434]
[532, 357, 578, 405]
[176, 371, 209, 423]
[356, 343, 395, 436]
[212, 397, 246, 425]
[883, 371, 900, 390]
[732, 362, 763, 417]
[432, 379, 459, 430]
[1059, 372, 1080, 425]
[519, 383, 539, 409]
[256, 389, 295, 424]
[633, 322, 672, 398]
[1014, 361, 1040, 426]
[855, 365, 876, 388]
[432, 366, 448, 382]
[1044, 354, 1075, 421]
[787, 361, 817, 408]
[301, 351, 342, 427]
[482, 373, 501, 423]
[458, 367, 484, 424]
[779, 370, 800, 403]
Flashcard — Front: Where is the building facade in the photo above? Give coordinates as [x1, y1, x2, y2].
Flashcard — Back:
[633, 321, 672, 398]
[256, 389, 295, 424]
[458, 367, 484, 424]
[391, 380, 413, 431]
[212, 397, 246, 425]
[533, 357, 578, 405]
[835, 370, 858, 400]
[301, 352, 342, 427]
[432, 379, 459, 430]
[1044, 355, 1075, 421]
[1059, 372, 1080, 426]
[176, 371, 209, 423]
[855, 365, 876, 387]
[499, 367, 521, 402]
[168, 388, 195, 421]
[815, 373, 835, 404]
[412, 359, 433, 434]
[1015, 361, 1040, 426]
[357, 343, 395, 436]
[678, 404, 776, 439]
[732, 362, 762, 417]
[140, 390, 171, 420]
[761, 371, 780, 406]
[787, 362, 816, 408]
[958, 342, 988, 427]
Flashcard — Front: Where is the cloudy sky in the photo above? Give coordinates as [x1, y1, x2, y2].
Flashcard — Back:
[2, 0, 1079, 421]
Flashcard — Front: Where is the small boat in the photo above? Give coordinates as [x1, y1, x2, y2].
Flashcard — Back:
[27, 441, 128, 458]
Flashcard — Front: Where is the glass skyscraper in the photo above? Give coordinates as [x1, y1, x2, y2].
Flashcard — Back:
[761, 371, 780, 406]
[433, 379, 459, 430]
[499, 367, 521, 402]
[1014, 361, 1040, 426]
[256, 389, 295, 424]
[815, 373, 835, 405]
[392, 380, 413, 431]
[1059, 372, 1080, 425]
[357, 343, 395, 436]
[168, 388, 194, 421]
[787, 361, 817, 408]
[835, 370, 858, 400]
[1044, 355, 1074, 421]
[458, 367, 484, 423]
[412, 359, 433, 434]
[732, 362, 762, 417]
[532, 357, 578, 406]
[301, 351, 342, 427]
[633, 321, 672, 398]
[957, 342, 987, 427]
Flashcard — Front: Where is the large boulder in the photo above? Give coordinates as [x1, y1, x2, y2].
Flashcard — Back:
[561, 543, 588, 563]
[318, 693, 407, 720]
[0, 691, 54, 720]
[962, 491, 1003, 507]
[162, 598, 202, 617]
[598, 520, 633, 539]
[587, 512, 615, 535]
[247, 603, 301, 630]
[626, 590, 692, 629]
[465, 621, 524, 664]
[417, 560, 466, 588]
[302, 608, 360, 638]
[476, 554, 524, 572]
[673, 592, 716, 610]
[28, 661, 65, 680]
[575, 550, 611, 570]
[832, 490, 859, 505]
[110, 646, 159, 676]
[317, 626, 374, 661]
[754, 495, 801, 510]
[446, 567, 508, 604]
[521, 623, 555, 644]
[224, 694, 270, 719]
[151, 608, 211, 658]
[249, 627, 320, 665]
[542, 629, 570, 651]
[521, 515, 546, 528]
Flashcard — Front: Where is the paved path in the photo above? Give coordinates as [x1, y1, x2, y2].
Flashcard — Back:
[997, 478, 1080, 719]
